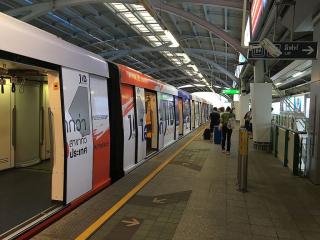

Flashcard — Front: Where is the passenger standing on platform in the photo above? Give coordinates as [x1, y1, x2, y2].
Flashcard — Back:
[244, 109, 252, 132]
[220, 106, 236, 154]
[209, 107, 220, 143]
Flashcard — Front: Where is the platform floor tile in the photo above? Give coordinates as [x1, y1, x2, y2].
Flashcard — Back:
[34, 127, 320, 240]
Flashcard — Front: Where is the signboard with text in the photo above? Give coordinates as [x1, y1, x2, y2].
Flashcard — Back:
[248, 41, 318, 60]
[222, 89, 240, 95]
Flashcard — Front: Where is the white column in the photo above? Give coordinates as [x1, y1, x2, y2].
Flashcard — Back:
[251, 60, 272, 143]
[250, 83, 272, 142]
[239, 94, 249, 127]
[308, 14, 320, 183]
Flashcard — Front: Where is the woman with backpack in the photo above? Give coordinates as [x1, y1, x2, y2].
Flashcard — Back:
[220, 106, 236, 155]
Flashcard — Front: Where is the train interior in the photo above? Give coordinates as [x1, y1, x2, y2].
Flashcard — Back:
[145, 91, 158, 155]
[0, 59, 64, 236]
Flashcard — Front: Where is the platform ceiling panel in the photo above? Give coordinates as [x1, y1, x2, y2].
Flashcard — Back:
[0, 0, 244, 94]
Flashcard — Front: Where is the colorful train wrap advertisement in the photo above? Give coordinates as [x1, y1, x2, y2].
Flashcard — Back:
[191, 100, 195, 129]
[175, 96, 179, 139]
[158, 93, 175, 149]
[62, 67, 93, 203]
[121, 84, 136, 172]
[135, 87, 146, 163]
[90, 74, 110, 190]
[195, 101, 200, 127]
[183, 99, 191, 135]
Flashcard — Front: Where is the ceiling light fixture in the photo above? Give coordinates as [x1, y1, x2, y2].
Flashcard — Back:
[164, 30, 179, 48]
[292, 71, 304, 78]
[178, 84, 193, 88]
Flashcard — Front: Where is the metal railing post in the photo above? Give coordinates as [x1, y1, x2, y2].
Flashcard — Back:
[238, 128, 249, 192]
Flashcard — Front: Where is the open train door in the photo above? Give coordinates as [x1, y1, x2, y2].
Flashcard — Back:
[0, 83, 13, 171]
[145, 90, 158, 155]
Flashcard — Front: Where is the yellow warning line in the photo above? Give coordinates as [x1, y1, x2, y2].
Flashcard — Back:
[76, 127, 204, 240]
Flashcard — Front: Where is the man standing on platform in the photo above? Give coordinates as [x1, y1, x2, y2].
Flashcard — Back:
[210, 107, 221, 144]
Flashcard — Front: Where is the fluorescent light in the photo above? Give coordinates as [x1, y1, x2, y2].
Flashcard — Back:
[164, 30, 179, 47]
[187, 64, 198, 72]
[131, 4, 145, 10]
[135, 24, 149, 32]
[292, 71, 304, 78]
[214, 85, 222, 88]
[178, 85, 193, 88]
[110, 3, 128, 12]
[177, 53, 191, 63]
[194, 84, 206, 87]
[149, 23, 163, 32]
[147, 36, 158, 41]
[138, 11, 157, 24]
[275, 82, 281, 86]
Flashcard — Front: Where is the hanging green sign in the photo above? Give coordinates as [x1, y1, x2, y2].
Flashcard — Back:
[222, 89, 240, 95]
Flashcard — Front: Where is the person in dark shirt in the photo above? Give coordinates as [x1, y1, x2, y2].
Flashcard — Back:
[210, 107, 220, 141]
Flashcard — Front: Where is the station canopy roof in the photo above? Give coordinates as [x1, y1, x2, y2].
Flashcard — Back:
[0, 0, 245, 96]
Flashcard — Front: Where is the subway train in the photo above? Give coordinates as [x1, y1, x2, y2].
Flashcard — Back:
[0, 13, 210, 239]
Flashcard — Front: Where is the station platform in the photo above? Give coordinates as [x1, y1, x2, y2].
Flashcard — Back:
[33, 127, 320, 240]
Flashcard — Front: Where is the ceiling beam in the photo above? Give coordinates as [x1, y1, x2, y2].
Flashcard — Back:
[142, 66, 220, 74]
[187, 53, 238, 83]
[100, 46, 237, 60]
[164, 0, 244, 10]
[5, 0, 138, 22]
[157, 76, 232, 88]
[149, 0, 247, 56]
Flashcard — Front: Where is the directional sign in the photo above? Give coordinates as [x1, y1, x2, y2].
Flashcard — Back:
[248, 41, 318, 60]
[222, 89, 240, 95]
[152, 197, 166, 204]
[106, 217, 142, 240]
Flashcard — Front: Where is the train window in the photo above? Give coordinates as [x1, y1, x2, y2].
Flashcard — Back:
[0, 59, 64, 236]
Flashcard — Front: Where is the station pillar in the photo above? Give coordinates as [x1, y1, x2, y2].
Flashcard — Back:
[308, 14, 320, 184]
[239, 94, 249, 127]
[239, 77, 249, 127]
[250, 60, 272, 143]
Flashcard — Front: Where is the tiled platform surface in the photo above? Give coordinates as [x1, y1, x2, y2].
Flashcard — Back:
[34, 127, 320, 240]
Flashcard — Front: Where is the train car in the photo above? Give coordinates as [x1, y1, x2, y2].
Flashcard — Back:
[0, 13, 210, 239]
[178, 90, 192, 136]
[115, 64, 178, 173]
[192, 95, 202, 128]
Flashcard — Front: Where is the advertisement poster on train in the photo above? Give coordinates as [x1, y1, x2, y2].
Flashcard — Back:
[158, 93, 175, 148]
[175, 96, 179, 140]
[165, 100, 175, 147]
[183, 99, 191, 135]
[90, 75, 110, 190]
[195, 102, 200, 127]
[121, 84, 136, 172]
[157, 93, 165, 149]
[135, 87, 146, 163]
[62, 67, 93, 203]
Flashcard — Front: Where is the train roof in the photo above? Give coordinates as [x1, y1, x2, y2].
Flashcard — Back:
[0, 13, 108, 77]
[118, 64, 178, 96]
